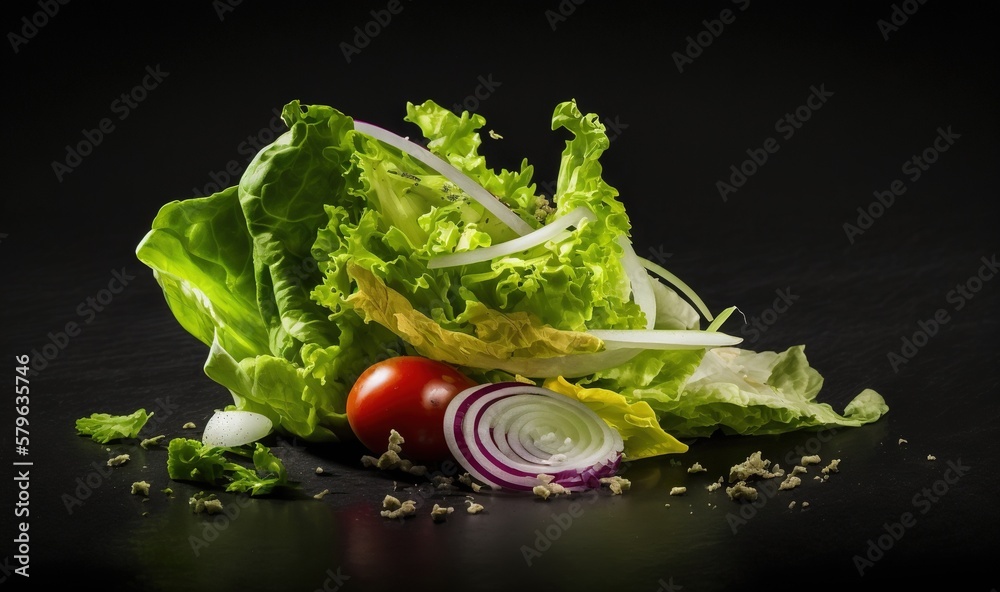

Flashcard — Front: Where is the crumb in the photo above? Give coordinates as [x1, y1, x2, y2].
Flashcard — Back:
[182, 422, 197, 429]
[729, 451, 780, 482]
[433, 475, 457, 491]
[669, 459, 682, 467]
[599, 476, 631, 495]
[726, 481, 758, 501]
[131, 481, 150, 496]
[801, 501, 810, 509]
[927, 454, 937, 461]
[488, 129, 503, 140]
[669, 487, 687, 496]
[898, 438, 908, 445]
[141, 511, 150, 517]
[779, 475, 802, 491]
[465, 500, 485, 514]
[189, 492, 223, 515]
[533, 474, 569, 500]
[770, 464, 786, 478]
[791, 465, 808, 476]
[315, 467, 324, 475]
[687, 462, 708, 473]
[380, 495, 417, 519]
[706, 482, 722, 492]
[430, 504, 454, 522]
[161, 487, 173, 496]
[313, 489, 330, 500]
[107, 454, 130, 467]
[788, 501, 797, 509]
[361, 430, 428, 476]
[664, 503, 671, 508]
[140, 435, 165, 449]
[814, 476, 822, 481]
[458, 473, 484, 493]
[801, 455, 821, 466]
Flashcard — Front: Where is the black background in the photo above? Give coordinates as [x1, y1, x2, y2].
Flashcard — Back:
[2, 2, 998, 591]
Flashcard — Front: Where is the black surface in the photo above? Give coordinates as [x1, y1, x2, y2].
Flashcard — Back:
[2, 2, 998, 591]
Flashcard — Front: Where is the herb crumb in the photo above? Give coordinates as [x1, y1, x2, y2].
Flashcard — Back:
[313, 489, 330, 500]
[599, 476, 631, 495]
[430, 503, 454, 522]
[140, 435, 166, 449]
[687, 462, 707, 474]
[131, 481, 150, 496]
[778, 475, 801, 491]
[669, 486, 687, 496]
[801, 455, 821, 466]
[182, 422, 196, 429]
[726, 481, 758, 501]
[898, 438, 908, 445]
[927, 454, 937, 461]
[107, 454, 130, 467]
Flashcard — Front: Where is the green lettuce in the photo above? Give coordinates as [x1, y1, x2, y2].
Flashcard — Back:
[75, 409, 152, 443]
[137, 98, 887, 452]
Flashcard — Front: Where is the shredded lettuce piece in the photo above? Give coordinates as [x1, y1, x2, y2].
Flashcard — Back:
[75, 409, 152, 443]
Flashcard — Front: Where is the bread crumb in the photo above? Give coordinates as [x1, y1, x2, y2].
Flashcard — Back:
[465, 500, 485, 514]
[791, 465, 808, 476]
[927, 454, 937, 461]
[533, 474, 570, 500]
[140, 435, 165, 449]
[778, 475, 801, 491]
[800, 455, 821, 466]
[599, 476, 631, 495]
[706, 479, 723, 492]
[898, 438, 908, 445]
[687, 462, 707, 473]
[729, 451, 781, 482]
[726, 481, 758, 501]
[669, 487, 687, 496]
[380, 495, 417, 519]
[131, 481, 150, 496]
[430, 504, 454, 522]
[182, 422, 196, 429]
[315, 467, 325, 475]
[458, 473, 484, 493]
[488, 129, 503, 140]
[801, 501, 810, 509]
[664, 503, 671, 508]
[361, 430, 428, 476]
[189, 492, 223, 514]
[313, 489, 330, 500]
[107, 454, 130, 467]
[788, 501, 797, 509]
[821, 459, 841, 474]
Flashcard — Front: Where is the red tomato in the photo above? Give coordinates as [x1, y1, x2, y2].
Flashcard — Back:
[346, 356, 478, 462]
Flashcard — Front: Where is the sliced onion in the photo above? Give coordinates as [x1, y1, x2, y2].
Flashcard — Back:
[444, 382, 624, 491]
[618, 236, 657, 330]
[202, 410, 273, 447]
[588, 329, 742, 350]
[427, 206, 595, 269]
[639, 255, 715, 322]
[353, 121, 533, 236]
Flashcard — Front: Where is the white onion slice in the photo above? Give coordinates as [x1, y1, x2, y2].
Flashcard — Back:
[618, 236, 657, 330]
[638, 255, 715, 322]
[353, 121, 533, 236]
[202, 410, 273, 447]
[444, 382, 624, 491]
[588, 329, 742, 350]
[427, 206, 595, 269]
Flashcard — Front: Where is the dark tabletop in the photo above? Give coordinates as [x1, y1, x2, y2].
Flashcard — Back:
[2, 2, 998, 591]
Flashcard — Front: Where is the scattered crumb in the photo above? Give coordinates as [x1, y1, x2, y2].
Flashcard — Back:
[465, 499, 485, 514]
[788, 501, 797, 509]
[669, 487, 687, 496]
[706, 477, 723, 492]
[360, 430, 428, 476]
[182, 422, 197, 429]
[669, 459, 682, 467]
[726, 481, 758, 501]
[687, 462, 707, 474]
[433, 475, 457, 491]
[458, 473, 484, 493]
[189, 492, 223, 515]
[664, 503, 671, 508]
[315, 467, 325, 475]
[161, 487, 173, 496]
[599, 476, 631, 495]
[430, 504, 454, 522]
[927, 454, 937, 461]
[779, 475, 802, 491]
[488, 129, 503, 140]
[801, 455, 821, 466]
[898, 438, 908, 445]
[729, 451, 781, 482]
[533, 474, 570, 500]
[313, 489, 331, 500]
[140, 435, 165, 449]
[107, 454, 130, 467]
[814, 476, 822, 481]
[791, 465, 808, 476]
[380, 495, 417, 519]
[801, 501, 810, 509]
[131, 481, 150, 496]
[141, 511, 150, 517]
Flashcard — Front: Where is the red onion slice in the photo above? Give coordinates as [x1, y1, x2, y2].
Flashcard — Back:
[444, 382, 624, 491]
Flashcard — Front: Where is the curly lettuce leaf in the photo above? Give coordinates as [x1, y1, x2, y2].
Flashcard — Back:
[75, 409, 152, 443]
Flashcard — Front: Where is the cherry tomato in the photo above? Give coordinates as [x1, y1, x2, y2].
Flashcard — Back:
[346, 356, 478, 462]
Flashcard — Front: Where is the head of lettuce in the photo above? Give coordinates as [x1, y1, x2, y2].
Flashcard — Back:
[135, 99, 887, 458]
